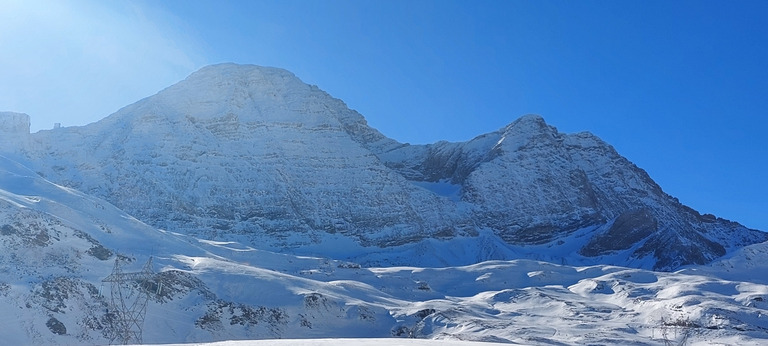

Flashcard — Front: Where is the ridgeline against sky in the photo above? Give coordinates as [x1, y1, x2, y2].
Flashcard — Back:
[0, 0, 766, 230]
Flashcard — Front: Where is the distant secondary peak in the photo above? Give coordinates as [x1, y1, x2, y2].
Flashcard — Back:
[516, 114, 546, 123]
[501, 114, 553, 135]
[490, 114, 559, 151]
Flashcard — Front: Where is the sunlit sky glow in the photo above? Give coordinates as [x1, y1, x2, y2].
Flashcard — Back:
[1, 0, 766, 231]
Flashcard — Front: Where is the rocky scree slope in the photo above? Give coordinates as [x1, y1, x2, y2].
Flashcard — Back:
[4, 63, 766, 270]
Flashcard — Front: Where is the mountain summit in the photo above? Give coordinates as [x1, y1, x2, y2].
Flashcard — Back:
[5, 63, 766, 270]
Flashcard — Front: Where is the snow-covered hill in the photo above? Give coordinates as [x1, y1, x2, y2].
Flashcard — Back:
[0, 154, 766, 344]
[3, 63, 764, 271]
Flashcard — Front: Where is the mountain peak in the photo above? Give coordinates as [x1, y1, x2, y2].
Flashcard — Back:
[493, 113, 559, 151]
[183, 63, 299, 85]
[501, 114, 553, 134]
[102, 63, 352, 130]
[163, 63, 312, 106]
[513, 113, 545, 124]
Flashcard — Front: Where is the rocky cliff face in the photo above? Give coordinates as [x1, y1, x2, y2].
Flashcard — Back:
[376, 115, 764, 269]
[17, 65, 471, 250]
[0, 112, 30, 153]
[7, 63, 766, 270]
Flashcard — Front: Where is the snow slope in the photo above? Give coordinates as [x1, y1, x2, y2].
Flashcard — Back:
[160, 339, 514, 346]
[0, 155, 766, 345]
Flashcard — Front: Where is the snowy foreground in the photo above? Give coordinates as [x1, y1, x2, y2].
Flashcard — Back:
[1, 153, 767, 345]
[157, 339, 510, 346]
[154, 335, 763, 346]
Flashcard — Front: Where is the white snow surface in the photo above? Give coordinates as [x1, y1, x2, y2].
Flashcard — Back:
[157, 339, 512, 346]
[0, 155, 766, 345]
[0, 64, 766, 344]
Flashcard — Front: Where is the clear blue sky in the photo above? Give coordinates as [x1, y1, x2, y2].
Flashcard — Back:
[1, 0, 766, 231]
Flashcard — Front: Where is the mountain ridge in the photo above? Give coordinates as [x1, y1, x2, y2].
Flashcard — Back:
[2, 63, 765, 270]
[1, 64, 768, 344]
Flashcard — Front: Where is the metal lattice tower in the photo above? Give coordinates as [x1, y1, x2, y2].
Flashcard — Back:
[102, 256, 158, 345]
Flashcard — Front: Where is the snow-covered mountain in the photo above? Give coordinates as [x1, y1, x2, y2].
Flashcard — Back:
[0, 154, 767, 345]
[0, 154, 414, 344]
[4, 63, 762, 271]
[375, 114, 767, 270]
[14, 65, 471, 251]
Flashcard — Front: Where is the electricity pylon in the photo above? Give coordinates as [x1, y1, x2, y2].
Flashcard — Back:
[102, 256, 160, 345]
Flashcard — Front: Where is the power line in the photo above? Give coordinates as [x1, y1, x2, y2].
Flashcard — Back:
[102, 256, 161, 345]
